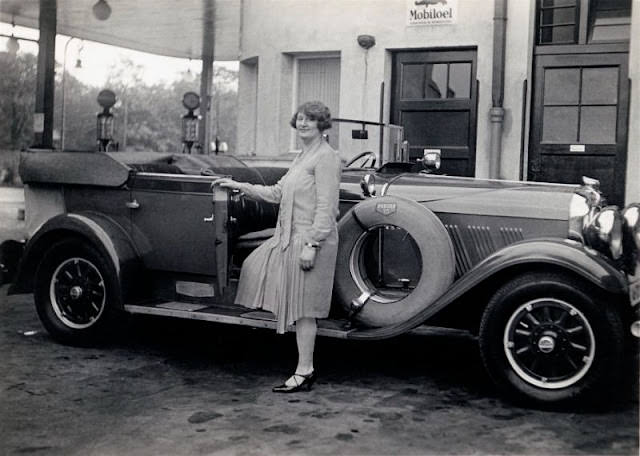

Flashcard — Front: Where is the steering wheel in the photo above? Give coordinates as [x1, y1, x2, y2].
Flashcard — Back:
[346, 151, 377, 168]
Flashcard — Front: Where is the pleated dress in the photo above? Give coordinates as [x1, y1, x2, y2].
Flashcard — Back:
[234, 141, 342, 333]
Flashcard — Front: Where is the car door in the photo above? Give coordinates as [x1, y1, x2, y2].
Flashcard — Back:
[128, 172, 228, 295]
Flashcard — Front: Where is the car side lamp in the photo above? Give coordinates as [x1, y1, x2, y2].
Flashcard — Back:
[360, 174, 376, 197]
[181, 92, 201, 154]
[96, 89, 116, 152]
[421, 149, 442, 172]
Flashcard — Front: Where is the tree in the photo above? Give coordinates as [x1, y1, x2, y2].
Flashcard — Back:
[0, 52, 37, 150]
[0, 52, 239, 155]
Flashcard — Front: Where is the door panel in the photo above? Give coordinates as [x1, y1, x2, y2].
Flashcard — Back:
[392, 49, 478, 177]
[130, 175, 219, 276]
[529, 53, 629, 205]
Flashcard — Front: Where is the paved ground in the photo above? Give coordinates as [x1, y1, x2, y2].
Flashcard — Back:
[1, 185, 638, 455]
[0, 288, 638, 456]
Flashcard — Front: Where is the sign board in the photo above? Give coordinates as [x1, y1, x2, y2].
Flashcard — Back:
[407, 0, 458, 26]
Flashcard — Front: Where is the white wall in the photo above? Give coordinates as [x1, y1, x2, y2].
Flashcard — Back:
[238, 0, 527, 179]
[626, 0, 640, 204]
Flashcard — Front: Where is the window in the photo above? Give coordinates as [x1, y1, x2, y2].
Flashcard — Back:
[537, 0, 579, 45]
[588, 0, 631, 43]
[295, 57, 341, 149]
[400, 61, 472, 100]
[541, 66, 619, 144]
[536, 0, 631, 45]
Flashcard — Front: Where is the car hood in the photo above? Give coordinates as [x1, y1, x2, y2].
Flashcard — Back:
[341, 170, 578, 222]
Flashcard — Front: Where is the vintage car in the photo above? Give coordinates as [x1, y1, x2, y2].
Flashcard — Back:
[1, 148, 639, 407]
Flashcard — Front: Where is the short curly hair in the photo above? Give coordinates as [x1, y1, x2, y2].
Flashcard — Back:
[289, 101, 332, 131]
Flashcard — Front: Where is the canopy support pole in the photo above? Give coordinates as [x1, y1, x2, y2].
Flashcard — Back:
[199, 0, 216, 154]
[33, 0, 57, 149]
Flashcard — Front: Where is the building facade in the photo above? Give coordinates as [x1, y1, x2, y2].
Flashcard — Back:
[236, 0, 637, 205]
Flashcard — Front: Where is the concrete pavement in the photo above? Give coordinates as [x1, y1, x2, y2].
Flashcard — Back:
[0, 288, 638, 455]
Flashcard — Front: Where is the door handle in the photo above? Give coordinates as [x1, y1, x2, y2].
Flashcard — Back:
[204, 214, 214, 223]
[126, 199, 140, 209]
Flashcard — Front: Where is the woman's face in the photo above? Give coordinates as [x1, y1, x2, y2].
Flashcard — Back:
[295, 113, 321, 141]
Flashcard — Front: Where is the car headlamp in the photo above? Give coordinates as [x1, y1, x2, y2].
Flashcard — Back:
[360, 174, 376, 197]
[622, 204, 640, 270]
[583, 206, 623, 260]
[568, 193, 590, 242]
[622, 204, 640, 250]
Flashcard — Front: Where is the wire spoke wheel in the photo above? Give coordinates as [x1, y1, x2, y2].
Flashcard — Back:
[50, 257, 106, 329]
[504, 298, 595, 389]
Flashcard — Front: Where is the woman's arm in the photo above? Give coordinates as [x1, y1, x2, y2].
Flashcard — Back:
[308, 149, 342, 243]
[238, 178, 283, 204]
[214, 176, 284, 204]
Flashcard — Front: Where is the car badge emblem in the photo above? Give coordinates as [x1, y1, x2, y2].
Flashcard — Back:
[376, 202, 397, 216]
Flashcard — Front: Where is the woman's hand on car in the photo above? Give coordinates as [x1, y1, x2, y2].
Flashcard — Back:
[299, 244, 317, 271]
[211, 177, 243, 191]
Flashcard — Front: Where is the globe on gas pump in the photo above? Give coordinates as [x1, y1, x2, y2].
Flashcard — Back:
[181, 92, 201, 154]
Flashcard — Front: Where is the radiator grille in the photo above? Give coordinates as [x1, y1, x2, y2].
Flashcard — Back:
[445, 224, 525, 277]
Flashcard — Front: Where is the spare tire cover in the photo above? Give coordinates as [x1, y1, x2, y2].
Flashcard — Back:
[334, 195, 455, 327]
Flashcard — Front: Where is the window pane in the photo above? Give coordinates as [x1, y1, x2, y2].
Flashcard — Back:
[581, 67, 618, 104]
[589, 0, 631, 42]
[448, 63, 471, 98]
[540, 7, 576, 25]
[543, 107, 578, 142]
[580, 106, 617, 143]
[425, 63, 447, 99]
[542, 0, 576, 7]
[401, 64, 424, 99]
[544, 68, 580, 105]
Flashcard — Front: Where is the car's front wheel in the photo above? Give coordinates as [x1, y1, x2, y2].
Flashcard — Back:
[34, 239, 121, 345]
[479, 272, 624, 406]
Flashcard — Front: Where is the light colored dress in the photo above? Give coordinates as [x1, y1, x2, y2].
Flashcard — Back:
[234, 140, 342, 333]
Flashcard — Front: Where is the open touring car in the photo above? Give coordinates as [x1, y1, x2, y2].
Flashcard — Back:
[1, 148, 639, 406]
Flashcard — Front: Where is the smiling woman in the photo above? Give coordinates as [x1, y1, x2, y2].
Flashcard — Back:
[213, 100, 342, 393]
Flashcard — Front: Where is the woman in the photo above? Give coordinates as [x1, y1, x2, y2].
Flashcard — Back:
[213, 101, 342, 393]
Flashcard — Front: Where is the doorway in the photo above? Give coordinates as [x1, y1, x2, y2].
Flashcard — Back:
[528, 53, 629, 205]
[391, 49, 478, 176]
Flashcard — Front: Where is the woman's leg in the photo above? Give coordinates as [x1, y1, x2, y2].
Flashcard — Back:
[295, 317, 316, 374]
[283, 317, 316, 387]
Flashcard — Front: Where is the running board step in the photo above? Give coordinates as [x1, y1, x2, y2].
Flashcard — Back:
[124, 302, 354, 339]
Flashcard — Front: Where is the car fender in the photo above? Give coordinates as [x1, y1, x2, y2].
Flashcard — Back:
[9, 212, 141, 308]
[348, 237, 628, 340]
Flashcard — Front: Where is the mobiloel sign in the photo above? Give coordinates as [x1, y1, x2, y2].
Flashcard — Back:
[407, 0, 458, 26]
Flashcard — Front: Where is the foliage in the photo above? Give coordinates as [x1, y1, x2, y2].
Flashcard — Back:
[0, 52, 37, 150]
[0, 52, 238, 154]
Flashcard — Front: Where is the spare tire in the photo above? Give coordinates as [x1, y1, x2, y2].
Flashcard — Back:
[334, 195, 455, 327]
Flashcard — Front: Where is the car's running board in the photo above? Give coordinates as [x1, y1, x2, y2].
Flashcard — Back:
[124, 301, 355, 339]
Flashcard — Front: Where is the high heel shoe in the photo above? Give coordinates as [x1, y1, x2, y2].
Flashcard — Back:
[272, 371, 316, 393]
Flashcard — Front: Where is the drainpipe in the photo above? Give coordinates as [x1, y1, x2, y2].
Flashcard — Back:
[489, 0, 507, 179]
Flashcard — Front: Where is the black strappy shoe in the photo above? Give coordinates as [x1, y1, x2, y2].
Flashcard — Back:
[272, 371, 316, 393]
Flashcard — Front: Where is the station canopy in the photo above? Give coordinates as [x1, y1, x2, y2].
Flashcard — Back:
[0, 0, 241, 60]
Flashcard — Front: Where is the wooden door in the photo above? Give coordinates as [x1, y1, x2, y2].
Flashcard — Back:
[391, 49, 478, 176]
[529, 53, 629, 205]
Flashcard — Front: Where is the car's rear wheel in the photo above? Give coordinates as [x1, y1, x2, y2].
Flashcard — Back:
[34, 239, 121, 345]
[334, 196, 455, 327]
[479, 272, 624, 406]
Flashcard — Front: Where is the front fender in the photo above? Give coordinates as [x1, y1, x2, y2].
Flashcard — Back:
[349, 238, 628, 340]
[9, 212, 140, 307]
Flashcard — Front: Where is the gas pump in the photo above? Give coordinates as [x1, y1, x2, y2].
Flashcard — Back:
[96, 89, 117, 152]
[181, 91, 201, 154]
